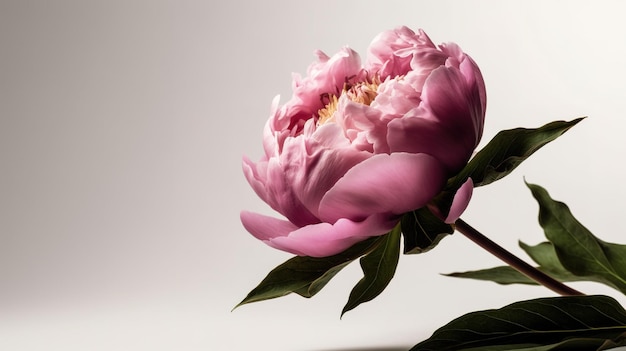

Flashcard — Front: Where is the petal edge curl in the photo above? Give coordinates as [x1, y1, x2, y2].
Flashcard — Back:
[445, 177, 474, 223]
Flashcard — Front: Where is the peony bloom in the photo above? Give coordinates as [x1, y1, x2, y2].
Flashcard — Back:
[241, 26, 486, 257]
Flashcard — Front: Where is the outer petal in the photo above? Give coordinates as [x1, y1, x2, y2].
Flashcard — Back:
[387, 114, 473, 174]
[438, 44, 486, 144]
[417, 65, 484, 171]
[240, 210, 300, 241]
[243, 153, 318, 227]
[422, 65, 477, 131]
[318, 152, 446, 223]
[458, 55, 487, 142]
[241, 211, 397, 257]
[270, 213, 398, 257]
[242, 156, 270, 205]
[445, 178, 474, 223]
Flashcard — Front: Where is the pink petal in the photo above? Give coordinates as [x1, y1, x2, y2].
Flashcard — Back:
[285, 140, 371, 219]
[334, 98, 386, 152]
[242, 156, 270, 204]
[243, 152, 318, 227]
[445, 178, 474, 223]
[318, 152, 446, 223]
[386, 115, 474, 174]
[366, 26, 437, 78]
[418, 65, 484, 171]
[371, 74, 424, 119]
[422, 65, 477, 129]
[311, 122, 351, 150]
[408, 48, 448, 84]
[280, 124, 365, 204]
[268, 213, 398, 257]
[291, 47, 363, 117]
[240, 210, 299, 241]
[459, 56, 487, 141]
[366, 28, 415, 77]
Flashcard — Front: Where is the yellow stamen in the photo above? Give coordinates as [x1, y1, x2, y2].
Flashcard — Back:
[317, 94, 339, 125]
[316, 77, 381, 126]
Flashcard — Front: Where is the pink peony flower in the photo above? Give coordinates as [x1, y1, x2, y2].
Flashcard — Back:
[241, 26, 486, 257]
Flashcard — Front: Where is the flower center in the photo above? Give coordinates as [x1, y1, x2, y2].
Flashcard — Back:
[317, 78, 380, 125]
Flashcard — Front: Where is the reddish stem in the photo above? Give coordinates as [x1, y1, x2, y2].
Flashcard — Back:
[454, 218, 584, 296]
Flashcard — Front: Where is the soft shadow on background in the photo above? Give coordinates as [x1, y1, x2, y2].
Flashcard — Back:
[2, 1, 626, 350]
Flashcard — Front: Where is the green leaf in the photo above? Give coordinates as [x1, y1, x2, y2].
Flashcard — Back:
[445, 241, 589, 285]
[520, 241, 567, 272]
[235, 236, 383, 308]
[527, 182, 626, 294]
[292, 261, 353, 298]
[433, 118, 583, 219]
[456, 118, 583, 188]
[401, 207, 454, 255]
[342, 224, 402, 316]
[411, 295, 626, 351]
[446, 265, 537, 285]
[445, 183, 626, 294]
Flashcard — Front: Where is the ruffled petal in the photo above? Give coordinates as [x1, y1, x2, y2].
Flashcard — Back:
[318, 152, 446, 223]
[371, 74, 424, 120]
[291, 47, 363, 118]
[334, 98, 387, 153]
[408, 48, 448, 87]
[445, 178, 474, 223]
[366, 26, 437, 78]
[284, 137, 371, 219]
[244, 150, 319, 227]
[242, 156, 270, 204]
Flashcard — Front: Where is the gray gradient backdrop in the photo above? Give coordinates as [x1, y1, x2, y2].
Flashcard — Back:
[2, 1, 626, 350]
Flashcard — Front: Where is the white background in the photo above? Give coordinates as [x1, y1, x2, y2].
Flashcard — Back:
[2, 1, 626, 350]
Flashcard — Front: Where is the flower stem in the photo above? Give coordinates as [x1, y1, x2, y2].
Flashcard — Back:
[454, 218, 584, 296]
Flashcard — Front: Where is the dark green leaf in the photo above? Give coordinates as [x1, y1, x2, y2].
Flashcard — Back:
[292, 261, 353, 298]
[445, 183, 626, 293]
[457, 118, 583, 187]
[520, 241, 566, 271]
[457, 336, 626, 351]
[235, 236, 383, 308]
[412, 295, 626, 351]
[528, 182, 626, 294]
[446, 265, 537, 285]
[342, 225, 401, 316]
[433, 118, 583, 218]
[401, 207, 454, 255]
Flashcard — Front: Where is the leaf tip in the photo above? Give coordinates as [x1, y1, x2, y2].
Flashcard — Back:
[523, 178, 541, 192]
[232, 297, 250, 311]
[340, 304, 353, 319]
